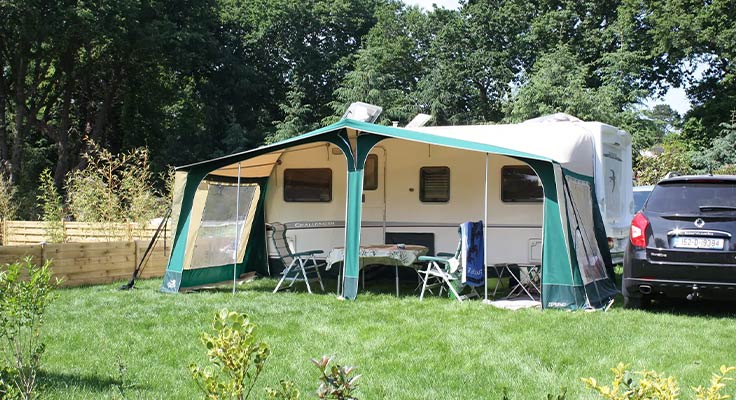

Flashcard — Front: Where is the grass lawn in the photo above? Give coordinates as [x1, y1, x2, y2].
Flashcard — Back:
[40, 274, 736, 399]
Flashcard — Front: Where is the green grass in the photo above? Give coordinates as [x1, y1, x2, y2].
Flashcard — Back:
[40, 275, 736, 399]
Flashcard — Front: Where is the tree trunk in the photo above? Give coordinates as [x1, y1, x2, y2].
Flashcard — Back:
[54, 50, 76, 189]
[0, 56, 9, 168]
[11, 55, 28, 184]
[89, 76, 117, 145]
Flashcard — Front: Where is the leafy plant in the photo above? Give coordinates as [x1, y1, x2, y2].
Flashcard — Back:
[0, 172, 18, 222]
[65, 139, 166, 239]
[190, 309, 271, 400]
[312, 356, 361, 400]
[111, 355, 136, 399]
[0, 257, 60, 399]
[583, 363, 736, 400]
[37, 169, 65, 243]
[265, 380, 300, 400]
[635, 136, 695, 185]
[692, 366, 736, 400]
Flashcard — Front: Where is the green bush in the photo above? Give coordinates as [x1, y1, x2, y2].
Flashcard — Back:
[190, 309, 271, 400]
[0, 258, 59, 399]
[312, 356, 361, 400]
[0, 172, 18, 222]
[65, 139, 166, 237]
[635, 137, 694, 185]
[265, 380, 301, 400]
[37, 169, 65, 243]
[583, 363, 735, 400]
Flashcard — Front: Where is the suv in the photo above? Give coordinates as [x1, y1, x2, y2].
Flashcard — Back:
[623, 175, 736, 308]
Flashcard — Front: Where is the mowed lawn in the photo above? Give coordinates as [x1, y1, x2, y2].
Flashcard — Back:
[41, 276, 736, 399]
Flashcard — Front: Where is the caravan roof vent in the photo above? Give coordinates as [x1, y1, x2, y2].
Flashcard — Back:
[341, 102, 382, 123]
[406, 113, 432, 128]
[523, 113, 583, 124]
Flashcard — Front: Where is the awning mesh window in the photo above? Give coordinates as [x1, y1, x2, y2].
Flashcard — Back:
[189, 182, 260, 269]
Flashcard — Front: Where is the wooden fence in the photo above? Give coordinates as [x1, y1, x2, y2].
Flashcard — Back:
[1, 220, 170, 246]
[0, 240, 170, 287]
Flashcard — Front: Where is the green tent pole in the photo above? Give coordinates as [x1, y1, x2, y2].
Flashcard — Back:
[342, 169, 364, 300]
[233, 162, 241, 295]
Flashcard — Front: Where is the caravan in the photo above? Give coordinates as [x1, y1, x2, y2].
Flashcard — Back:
[161, 113, 627, 309]
[266, 114, 632, 266]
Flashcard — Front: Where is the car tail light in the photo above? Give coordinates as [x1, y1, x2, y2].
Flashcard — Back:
[630, 212, 649, 248]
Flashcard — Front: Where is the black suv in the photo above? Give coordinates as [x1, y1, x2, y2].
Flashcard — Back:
[623, 175, 736, 308]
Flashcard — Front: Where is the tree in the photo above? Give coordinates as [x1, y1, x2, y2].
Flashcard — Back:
[691, 113, 736, 174]
[643, 0, 736, 146]
[328, 3, 428, 126]
[417, 1, 534, 124]
[269, 80, 319, 144]
[505, 46, 622, 123]
[635, 135, 694, 185]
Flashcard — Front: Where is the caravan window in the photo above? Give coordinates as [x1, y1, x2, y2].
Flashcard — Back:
[284, 168, 332, 202]
[420, 166, 450, 202]
[364, 154, 378, 190]
[501, 165, 543, 202]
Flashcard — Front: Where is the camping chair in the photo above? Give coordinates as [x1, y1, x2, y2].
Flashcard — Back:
[491, 263, 541, 300]
[269, 222, 325, 294]
[418, 221, 485, 302]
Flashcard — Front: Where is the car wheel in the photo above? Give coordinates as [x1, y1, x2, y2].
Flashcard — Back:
[623, 294, 651, 309]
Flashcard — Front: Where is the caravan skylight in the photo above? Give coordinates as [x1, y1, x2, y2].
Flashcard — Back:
[341, 102, 382, 123]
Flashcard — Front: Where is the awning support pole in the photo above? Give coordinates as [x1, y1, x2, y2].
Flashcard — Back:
[342, 169, 364, 300]
[233, 162, 242, 295]
[484, 153, 489, 302]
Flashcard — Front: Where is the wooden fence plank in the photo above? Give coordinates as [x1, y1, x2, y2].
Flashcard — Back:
[1, 220, 170, 245]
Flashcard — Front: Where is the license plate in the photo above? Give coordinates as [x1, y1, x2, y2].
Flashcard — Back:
[672, 237, 724, 249]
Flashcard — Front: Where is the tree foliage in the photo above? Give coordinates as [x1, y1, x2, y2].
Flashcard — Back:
[0, 172, 18, 221]
[65, 140, 165, 228]
[635, 136, 694, 185]
[1, 0, 735, 200]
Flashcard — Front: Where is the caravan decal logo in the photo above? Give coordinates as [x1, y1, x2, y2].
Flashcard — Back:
[608, 169, 616, 192]
[292, 221, 340, 229]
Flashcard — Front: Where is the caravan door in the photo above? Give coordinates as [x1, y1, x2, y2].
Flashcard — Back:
[361, 151, 386, 245]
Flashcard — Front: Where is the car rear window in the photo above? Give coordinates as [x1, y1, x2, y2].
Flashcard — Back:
[633, 190, 651, 211]
[646, 181, 736, 213]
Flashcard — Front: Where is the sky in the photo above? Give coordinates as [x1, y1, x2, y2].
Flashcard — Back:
[401, 0, 693, 116]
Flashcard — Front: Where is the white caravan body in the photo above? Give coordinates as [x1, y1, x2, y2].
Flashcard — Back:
[264, 115, 633, 265]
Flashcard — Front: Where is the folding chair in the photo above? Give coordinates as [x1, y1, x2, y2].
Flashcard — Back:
[491, 263, 541, 300]
[269, 223, 325, 293]
[418, 221, 485, 302]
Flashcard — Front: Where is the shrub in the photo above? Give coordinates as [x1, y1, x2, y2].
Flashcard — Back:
[265, 380, 301, 400]
[192, 309, 363, 400]
[583, 363, 735, 400]
[0, 172, 18, 222]
[190, 309, 271, 400]
[635, 137, 694, 185]
[0, 258, 59, 399]
[65, 139, 166, 239]
[312, 356, 361, 400]
[36, 169, 65, 243]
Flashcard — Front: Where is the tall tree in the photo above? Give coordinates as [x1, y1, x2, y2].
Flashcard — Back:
[505, 46, 623, 123]
[644, 0, 736, 145]
[416, 1, 534, 124]
[327, 3, 429, 126]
